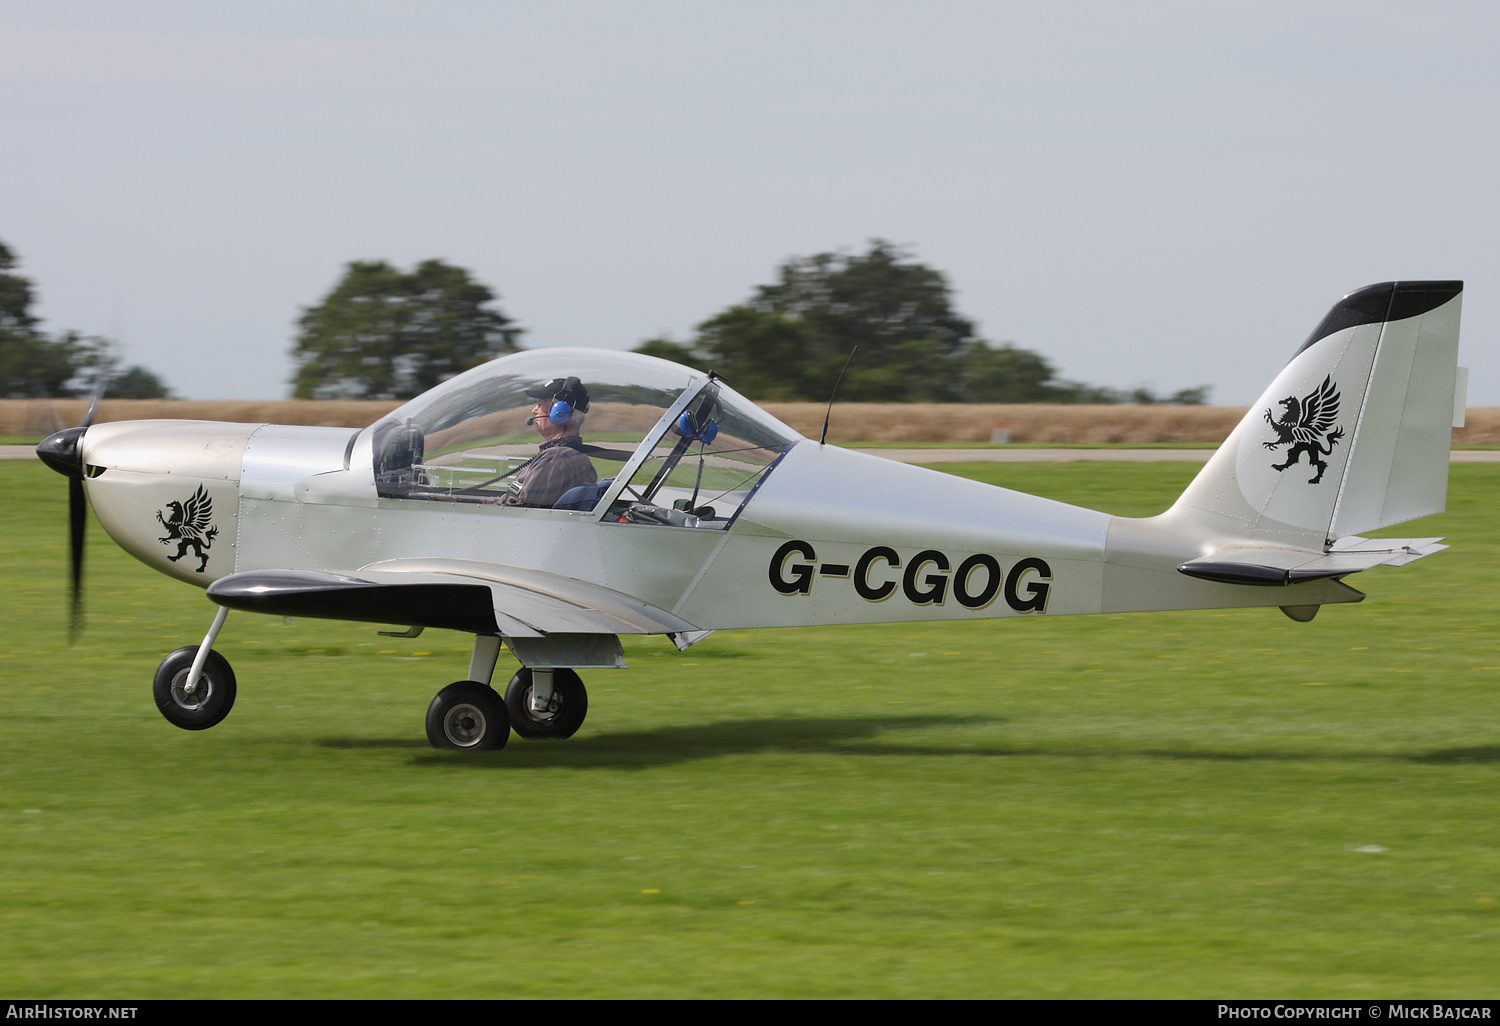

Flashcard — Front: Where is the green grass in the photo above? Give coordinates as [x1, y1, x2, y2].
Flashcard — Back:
[1, 459, 1497, 997]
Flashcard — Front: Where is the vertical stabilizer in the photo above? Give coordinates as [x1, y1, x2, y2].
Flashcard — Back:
[1173, 281, 1463, 544]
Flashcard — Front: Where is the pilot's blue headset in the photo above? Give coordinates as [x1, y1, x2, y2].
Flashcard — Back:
[676, 408, 719, 445]
[548, 377, 584, 427]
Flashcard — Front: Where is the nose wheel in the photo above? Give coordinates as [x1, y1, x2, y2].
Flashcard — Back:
[153, 646, 237, 730]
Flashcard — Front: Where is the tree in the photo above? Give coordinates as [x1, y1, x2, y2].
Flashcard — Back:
[0, 329, 85, 398]
[960, 341, 1062, 403]
[636, 241, 1078, 403]
[1109, 384, 1212, 406]
[0, 238, 39, 338]
[632, 337, 706, 371]
[635, 241, 1210, 405]
[0, 239, 123, 399]
[691, 306, 814, 401]
[748, 241, 978, 401]
[291, 259, 523, 400]
[108, 365, 172, 399]
[1167, 386, 1210, 405]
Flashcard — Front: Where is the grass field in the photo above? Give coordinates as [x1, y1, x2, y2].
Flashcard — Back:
[1, 458, 1496, 998]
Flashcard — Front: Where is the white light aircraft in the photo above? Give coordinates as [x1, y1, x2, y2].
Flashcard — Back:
[37, 281, 1466, 752]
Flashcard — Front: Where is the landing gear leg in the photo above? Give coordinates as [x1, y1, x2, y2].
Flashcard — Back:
[468, 634, 502, 686]
[183, 606, 229, 697]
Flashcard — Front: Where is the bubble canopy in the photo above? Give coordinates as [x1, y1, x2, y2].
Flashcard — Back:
[368, 348, 801, 528]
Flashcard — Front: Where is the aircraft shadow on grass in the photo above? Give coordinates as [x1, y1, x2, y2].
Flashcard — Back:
[315, 720, 1500, 770]
[1402, 744, 1500, 764]
[320, 714, 1001, 768]
[1136, 745, 1500, 765]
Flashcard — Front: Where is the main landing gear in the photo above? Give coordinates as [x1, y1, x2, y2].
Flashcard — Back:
[423, 635, 589, 750]
[151, 616, 589, 752]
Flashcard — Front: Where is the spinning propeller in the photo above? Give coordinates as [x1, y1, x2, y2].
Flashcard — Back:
[35, 390, 104, 638]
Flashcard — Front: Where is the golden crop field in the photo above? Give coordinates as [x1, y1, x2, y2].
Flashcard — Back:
[9, 398, 1500, 444]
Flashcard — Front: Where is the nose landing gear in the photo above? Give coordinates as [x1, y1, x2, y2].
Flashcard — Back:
[153, 606, 236, 730]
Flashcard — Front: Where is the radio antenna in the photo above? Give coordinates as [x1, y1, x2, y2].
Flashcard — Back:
[819, 347, 858, 446]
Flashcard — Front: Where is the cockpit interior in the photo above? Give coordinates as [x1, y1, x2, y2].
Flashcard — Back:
[368, 349, 801, 530]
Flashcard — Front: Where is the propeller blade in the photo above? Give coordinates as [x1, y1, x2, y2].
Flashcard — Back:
[38, 389, 103, 640]
[81, 375, 107, 430]
[69, 475, 85, 638]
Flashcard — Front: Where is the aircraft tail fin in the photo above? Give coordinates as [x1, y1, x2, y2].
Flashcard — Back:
[1171, 281, 1464, 545]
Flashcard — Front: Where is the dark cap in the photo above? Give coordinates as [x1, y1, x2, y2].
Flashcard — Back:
[524, 376, 590, 412]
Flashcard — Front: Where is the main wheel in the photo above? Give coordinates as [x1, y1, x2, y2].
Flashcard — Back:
[153, 646, 237, 731]
[426, 681, 510, 751]
[504, 668, 587, 739]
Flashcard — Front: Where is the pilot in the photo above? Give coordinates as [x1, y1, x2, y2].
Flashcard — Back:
[503, 376, 599, 508]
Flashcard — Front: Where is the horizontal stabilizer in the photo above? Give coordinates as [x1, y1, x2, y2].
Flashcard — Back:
[1177, 537, 1446, 587]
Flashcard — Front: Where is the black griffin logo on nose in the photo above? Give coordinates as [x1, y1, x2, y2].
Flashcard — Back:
[156, 485, 219, 572]
[1263, 374, 1346, 484]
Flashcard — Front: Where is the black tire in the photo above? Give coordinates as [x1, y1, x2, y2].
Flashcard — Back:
[153, 646, 237, 731]
[504, 668, 587, 739]
[426, 681, 510, 751]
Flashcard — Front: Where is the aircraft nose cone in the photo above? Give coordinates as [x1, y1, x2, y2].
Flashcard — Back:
[36, 426, 86, 478]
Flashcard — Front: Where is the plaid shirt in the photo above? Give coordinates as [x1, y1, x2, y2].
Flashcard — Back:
[503, 437, 598, 508]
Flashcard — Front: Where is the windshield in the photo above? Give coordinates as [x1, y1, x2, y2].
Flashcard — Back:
[607, 381, 800, 528]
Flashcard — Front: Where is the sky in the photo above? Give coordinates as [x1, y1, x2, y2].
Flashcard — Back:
[2, 1, 1496, 404]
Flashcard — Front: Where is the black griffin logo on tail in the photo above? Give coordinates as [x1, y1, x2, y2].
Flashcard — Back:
[157, 485, 219, 572]
[1263, 374, 1345, 484]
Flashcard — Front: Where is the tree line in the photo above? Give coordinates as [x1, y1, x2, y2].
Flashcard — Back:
[292, 240, 1207, 405]
[0, 238, 171, 399]
[2, 233, 1208, 405]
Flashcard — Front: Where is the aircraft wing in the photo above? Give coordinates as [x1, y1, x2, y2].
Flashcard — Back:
[206, 556, 700, 638]
[1176, 537, 1446, 587]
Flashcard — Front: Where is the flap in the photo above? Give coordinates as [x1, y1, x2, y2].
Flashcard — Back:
[358, 557, 700, 636]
